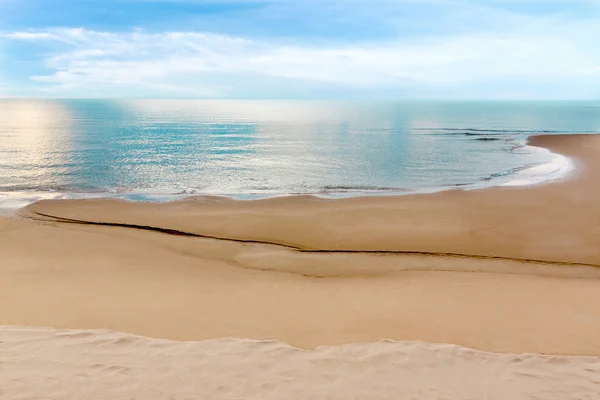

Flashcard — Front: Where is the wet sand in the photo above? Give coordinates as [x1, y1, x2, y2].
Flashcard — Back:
[2, 134, 600, 398]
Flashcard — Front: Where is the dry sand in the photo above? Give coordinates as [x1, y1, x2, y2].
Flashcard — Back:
[3, 326, 600, 400]
[2, 134, 600, 399]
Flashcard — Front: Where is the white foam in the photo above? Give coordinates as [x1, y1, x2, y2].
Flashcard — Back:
[499, 146, 574, 187]
[0, 188, 205, 217]
[0, 191, 70, 216]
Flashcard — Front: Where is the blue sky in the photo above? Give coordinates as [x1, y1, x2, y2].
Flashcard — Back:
[0, 0, 599, 99]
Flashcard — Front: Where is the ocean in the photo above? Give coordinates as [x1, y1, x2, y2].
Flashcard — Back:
[1, 99, 598, 210]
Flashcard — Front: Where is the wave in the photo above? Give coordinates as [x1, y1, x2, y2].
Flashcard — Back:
[481, 164, 539, 181]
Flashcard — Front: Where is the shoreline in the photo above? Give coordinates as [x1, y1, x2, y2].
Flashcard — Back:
[15, 135, 598, 264]
[0, 134, 576, 214]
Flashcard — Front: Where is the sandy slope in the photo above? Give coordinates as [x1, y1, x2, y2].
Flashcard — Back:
[2, 326, 600, 400]
[2, 134, 600, 398]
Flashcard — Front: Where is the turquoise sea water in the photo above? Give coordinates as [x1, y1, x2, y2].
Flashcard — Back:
[0, 99, 599, 209]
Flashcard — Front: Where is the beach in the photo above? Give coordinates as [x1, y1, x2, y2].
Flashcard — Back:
[2, 133, 600, 399]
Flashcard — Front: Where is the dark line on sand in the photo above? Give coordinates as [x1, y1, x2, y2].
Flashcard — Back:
[23, 210, 600, 269]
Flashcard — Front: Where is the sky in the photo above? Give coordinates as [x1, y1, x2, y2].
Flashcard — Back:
[0, 0, 599, 99]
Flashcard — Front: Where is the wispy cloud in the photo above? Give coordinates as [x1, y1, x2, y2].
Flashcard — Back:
[3, 24, 600, 99]
[1, 0, 599, 98]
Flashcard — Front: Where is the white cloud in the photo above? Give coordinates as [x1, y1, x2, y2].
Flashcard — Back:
[3, 20, 600, 98]
[2, 0, 600, 98]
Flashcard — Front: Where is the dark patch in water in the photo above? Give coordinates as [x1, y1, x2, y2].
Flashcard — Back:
[481, 163, 539, 181]
[320, 185, 409, 193]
